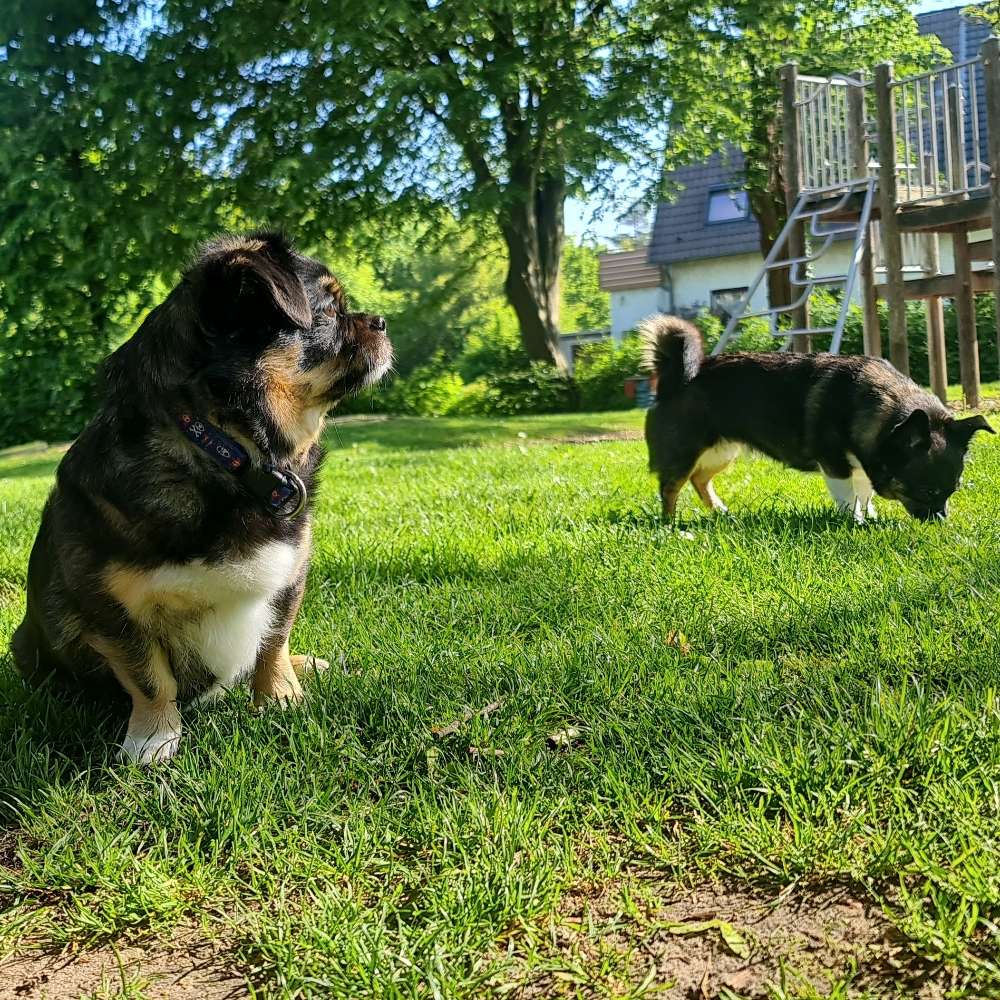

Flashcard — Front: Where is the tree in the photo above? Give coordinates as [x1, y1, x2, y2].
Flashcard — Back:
[0, 1, 234, 444]
[966, 2, 1000, 30]
[5, 1, 696, 373]
[662, 2, 943, 312]
[561, 239, 610, 333]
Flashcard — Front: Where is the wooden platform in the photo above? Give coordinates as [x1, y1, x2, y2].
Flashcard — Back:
[808, 189, 994, 234]
[897, 192, 993, 234]
[874, 266, 996, 301]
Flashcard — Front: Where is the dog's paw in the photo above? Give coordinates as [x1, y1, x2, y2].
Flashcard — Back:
[290, 653, 330, 678]
[118, 729, 181, 765]
[252, 672, 305, 710]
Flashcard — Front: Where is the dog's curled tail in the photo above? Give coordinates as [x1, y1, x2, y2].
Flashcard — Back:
[639, 314, 704, 400]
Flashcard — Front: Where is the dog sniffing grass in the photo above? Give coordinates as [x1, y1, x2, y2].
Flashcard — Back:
[2, 409, 1000, 996]
[642, 315, 993, 523]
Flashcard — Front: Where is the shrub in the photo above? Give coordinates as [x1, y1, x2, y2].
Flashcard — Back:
[483, 362, 578, 415]
[574, 334, 645, 411]
[380, 357, 465, 416]
[444, 378, 494, 416]
[457, 320, 531, 382]
[693, 310, 775, 353]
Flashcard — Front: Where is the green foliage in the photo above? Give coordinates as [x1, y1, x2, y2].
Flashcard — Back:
[366, 218, 518, 377]
[561, 241, 611, 334]
[965, 2, 1000, 30]
[694, 310, 777, 353]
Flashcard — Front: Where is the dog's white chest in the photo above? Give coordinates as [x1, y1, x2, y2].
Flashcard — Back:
[107, 540, 301, 686]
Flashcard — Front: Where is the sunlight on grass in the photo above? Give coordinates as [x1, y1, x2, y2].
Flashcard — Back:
[2, 409, 1000, 996]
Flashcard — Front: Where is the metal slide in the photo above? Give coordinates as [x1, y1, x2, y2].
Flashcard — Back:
[710, 176, 876, 356]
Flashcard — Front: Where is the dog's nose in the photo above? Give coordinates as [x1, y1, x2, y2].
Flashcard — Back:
[370, 315, 386, 333]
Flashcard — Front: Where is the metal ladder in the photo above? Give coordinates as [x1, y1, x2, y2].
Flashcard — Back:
[710, 176, 877, 355]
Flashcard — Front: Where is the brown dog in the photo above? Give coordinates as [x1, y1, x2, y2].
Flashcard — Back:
[13, 230, 392, 762]
[642, 315, 992, 522]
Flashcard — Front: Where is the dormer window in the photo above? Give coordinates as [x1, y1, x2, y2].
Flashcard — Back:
[706, 187, 750, 223]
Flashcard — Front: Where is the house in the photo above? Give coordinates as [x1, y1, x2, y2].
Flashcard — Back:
[595, 4, 992, 339]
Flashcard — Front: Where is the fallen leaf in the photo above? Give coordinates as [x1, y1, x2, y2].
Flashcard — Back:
[659, 919, 751, 959]
[546, 726, 584, 749]
[467, 746, 505, 759]
[721, 968, 756, 991]
[432, 699, 504, 738]
[665, 629, 692, 655]
[717, 920, 751, 959]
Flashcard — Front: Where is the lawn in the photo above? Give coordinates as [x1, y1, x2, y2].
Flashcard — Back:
[2, 407, 1000, 998]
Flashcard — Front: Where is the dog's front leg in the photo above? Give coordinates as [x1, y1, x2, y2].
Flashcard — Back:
[91, 637, 182, 764]
[823, 474, 865, 524]
[251, 577, 328, 707]
[252, 635, 304, 707]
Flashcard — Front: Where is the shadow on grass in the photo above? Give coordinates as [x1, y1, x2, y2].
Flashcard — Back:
[324, 414, 639, 454]
[0, 658, 126, 821]
[597, 502, 905, 534]
[0, 456, 63, 481]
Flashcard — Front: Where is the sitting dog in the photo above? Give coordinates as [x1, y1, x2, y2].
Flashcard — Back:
[642, 315, 992, 522]
[13, 230, 392, 763]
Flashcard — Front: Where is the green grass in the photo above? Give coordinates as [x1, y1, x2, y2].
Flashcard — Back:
[2, 407, 1000, 997]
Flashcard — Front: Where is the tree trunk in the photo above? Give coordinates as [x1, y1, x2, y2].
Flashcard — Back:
[747, 127, 792, 313]
[500, 171, 568, 374]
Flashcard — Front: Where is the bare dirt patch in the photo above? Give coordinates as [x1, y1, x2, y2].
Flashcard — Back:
[554, 432, 643, 445]
[0, 928, 248, 1000]
[499, 877, 955, 998]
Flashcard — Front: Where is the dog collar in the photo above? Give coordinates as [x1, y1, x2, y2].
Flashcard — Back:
[176, 413, 307, 519]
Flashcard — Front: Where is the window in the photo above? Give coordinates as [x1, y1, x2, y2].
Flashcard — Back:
[710, 287, 748, 320]
[706, 188, 750, 223]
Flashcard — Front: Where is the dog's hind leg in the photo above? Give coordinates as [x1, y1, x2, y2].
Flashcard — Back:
[659, 477, 688, 520]
[690, 442, 740, 513]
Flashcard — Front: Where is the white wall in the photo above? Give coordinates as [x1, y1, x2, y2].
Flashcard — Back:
[668, 252, 766, 316]
[608, 285, 671, 336]
[606, 233, 985, 341]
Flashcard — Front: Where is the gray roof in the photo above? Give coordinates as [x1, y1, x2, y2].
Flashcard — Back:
[647, 150, 761, 265]
[648, 4, 992, 268]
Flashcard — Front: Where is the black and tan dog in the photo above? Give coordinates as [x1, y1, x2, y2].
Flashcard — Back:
[642, 315, 992, 522]
[12, 230, 392, 763]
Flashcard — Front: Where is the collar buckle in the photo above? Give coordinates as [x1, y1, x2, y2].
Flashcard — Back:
[177, 413, 308, 520]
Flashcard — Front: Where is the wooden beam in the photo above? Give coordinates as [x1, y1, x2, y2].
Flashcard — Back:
[849, 69, 881, 357]
[874, 269, 994, 300]
[982, 35, 1000, 378]
[875, 63, 908, 373]
[780, 62, 810, 353]
[969, 239, 995, 262]
[897, 194, 993, 233]
[954, 224, 982, 408]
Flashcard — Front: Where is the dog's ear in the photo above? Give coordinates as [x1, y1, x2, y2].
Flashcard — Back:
[948, 413, 995, 446]
[192, 232, 312, 335]
[889, 408, 932, 452]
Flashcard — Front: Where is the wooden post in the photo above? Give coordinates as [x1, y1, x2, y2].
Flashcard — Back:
[874, 62, 908, 374]
[946, 83, 968, 201]
[923, 235, 948, 403]
[780, 62, 810, 353]
[947, 83, 981, 408]
[982, 36, 1000, 376]
[954, 226, 981, 407]
[927, 298, 948, 402]
[849, 69, 881, 357]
